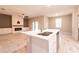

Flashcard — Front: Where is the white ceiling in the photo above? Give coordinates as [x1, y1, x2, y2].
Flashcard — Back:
[0, 5, 76, 17]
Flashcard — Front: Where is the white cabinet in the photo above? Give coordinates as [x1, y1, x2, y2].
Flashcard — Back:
[26, 34, 58, 53]
[31, 37, 48, 53]
[0, 28, 12, 34]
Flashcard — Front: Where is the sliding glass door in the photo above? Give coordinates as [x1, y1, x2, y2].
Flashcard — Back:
[32, 20, 38, 32]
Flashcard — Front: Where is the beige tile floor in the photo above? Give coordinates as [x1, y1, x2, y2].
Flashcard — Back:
[0, 33, 79, 53]
[0, 33, 27, 53]
[58, 33, 79, 53]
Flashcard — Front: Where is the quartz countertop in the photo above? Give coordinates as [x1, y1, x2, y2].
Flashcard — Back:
[21, 29, 60, 40]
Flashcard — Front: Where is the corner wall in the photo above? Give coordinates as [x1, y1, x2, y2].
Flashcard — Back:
[48, 14, 72, 33]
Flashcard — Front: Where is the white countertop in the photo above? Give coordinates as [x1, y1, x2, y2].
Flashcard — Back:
[21, 29, 60, 40]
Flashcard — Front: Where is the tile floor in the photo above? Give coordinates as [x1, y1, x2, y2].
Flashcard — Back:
[58, 33, 79, 53]
[0, 33, 79, 53]
[0, 33, 27, 53]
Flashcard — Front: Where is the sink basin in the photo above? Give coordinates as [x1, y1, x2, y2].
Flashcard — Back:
[37, 32, 53, 36]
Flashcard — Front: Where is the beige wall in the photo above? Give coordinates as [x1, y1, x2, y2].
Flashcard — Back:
[0, 14, 12, 28]
[29, 14, 72, 33]
[48, 17, 56, 29]
[48, 14, 72, 33]
[61, 14, 72, 33]
[29, 16, 44, 30]
[29, 18, 33, 30]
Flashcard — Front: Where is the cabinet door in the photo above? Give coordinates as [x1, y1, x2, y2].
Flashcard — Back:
[49, 34, 57, 53]
[31, 37, 49, 53]
[26, 36, 32, 53]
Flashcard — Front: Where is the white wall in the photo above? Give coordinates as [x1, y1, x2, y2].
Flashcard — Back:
[12, 15, 23, 25]
[72, 6, 78, 40]
[0, 28, 12, 34]
[22, 27, 29, 31]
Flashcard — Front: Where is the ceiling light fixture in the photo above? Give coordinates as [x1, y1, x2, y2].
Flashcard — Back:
[21, 13, 29, 19]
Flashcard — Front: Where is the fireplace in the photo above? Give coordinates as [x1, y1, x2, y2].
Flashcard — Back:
[12, 25, 23, 33]
[15, 28, 22, 31]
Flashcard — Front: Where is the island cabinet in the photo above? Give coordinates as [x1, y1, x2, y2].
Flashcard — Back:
[30, 37, 49, 53]
[23, 29, 59, 53]
[26, 33, 58, 53]
[26, 35, 32, 53]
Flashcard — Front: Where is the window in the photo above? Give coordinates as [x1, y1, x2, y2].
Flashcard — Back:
[32, 20, 38, 31]
[35, 21, 38, 31]
[32, 21, 35, 31]
[55, 18, 62, 28]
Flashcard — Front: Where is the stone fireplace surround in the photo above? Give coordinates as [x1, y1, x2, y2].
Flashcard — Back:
[15, 28, 22, 31]
[12, 25, 24, 33]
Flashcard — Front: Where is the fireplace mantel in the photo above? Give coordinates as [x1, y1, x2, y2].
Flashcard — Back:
[12, 25, 23, 26]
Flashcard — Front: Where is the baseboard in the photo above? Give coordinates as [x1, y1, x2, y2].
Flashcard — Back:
[0, 28, 12, 34]
[60, 32, 72, 35]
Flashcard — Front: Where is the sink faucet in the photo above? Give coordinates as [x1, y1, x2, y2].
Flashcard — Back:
[40, 28, 47, 32]
[40, 28, 43, 32]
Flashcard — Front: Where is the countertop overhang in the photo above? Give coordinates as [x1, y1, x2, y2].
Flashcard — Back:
[21, 29, 60, 40]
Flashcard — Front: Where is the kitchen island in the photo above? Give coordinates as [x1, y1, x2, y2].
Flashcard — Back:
[22, 29, 59, 53]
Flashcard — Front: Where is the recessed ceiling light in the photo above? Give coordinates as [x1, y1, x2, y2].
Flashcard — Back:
[46, 5, 52, 7]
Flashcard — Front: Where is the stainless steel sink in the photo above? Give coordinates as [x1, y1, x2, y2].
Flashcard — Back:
[37, 32, 53, 36]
